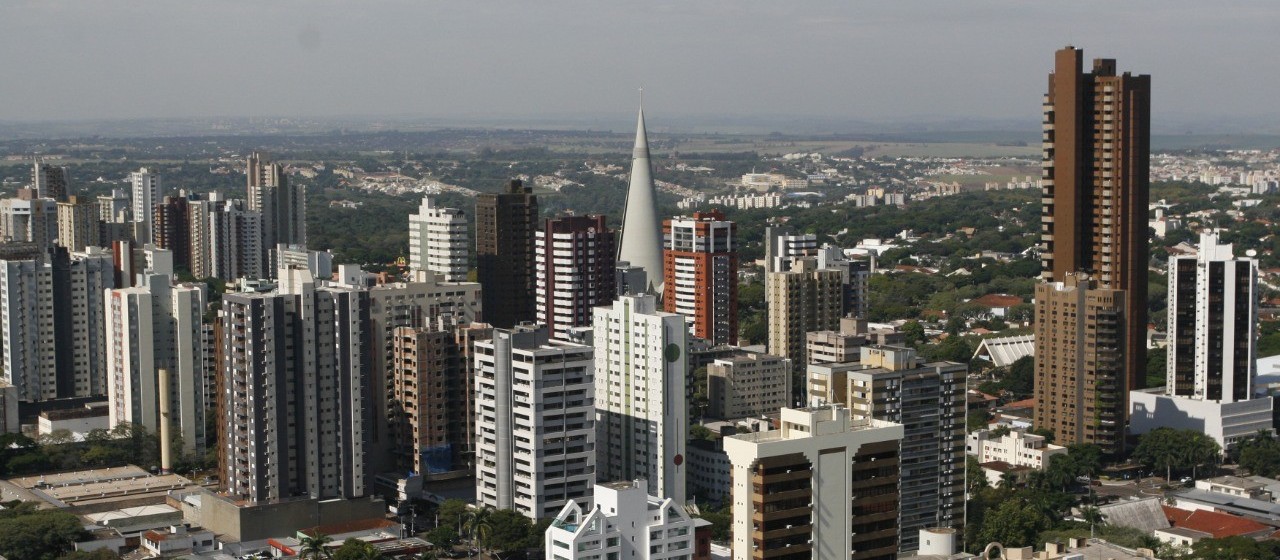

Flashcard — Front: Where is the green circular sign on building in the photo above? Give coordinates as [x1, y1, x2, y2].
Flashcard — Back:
[665, 343, 681, 363]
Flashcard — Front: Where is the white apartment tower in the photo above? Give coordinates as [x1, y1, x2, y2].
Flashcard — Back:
[106, 276, 207, 455]
[219, 267, 371, 502]
[130, 168, 164, 241]
[409, 196, 469, 282]
[545, 480, 700, 560]
[0, 248, 114, 401]
[474, 325, 596, 520]
[593, 294, 687, 504]
[1130, 232, 1271, 448]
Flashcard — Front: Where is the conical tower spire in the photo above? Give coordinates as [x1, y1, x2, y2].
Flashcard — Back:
[618, 98, 664, 293]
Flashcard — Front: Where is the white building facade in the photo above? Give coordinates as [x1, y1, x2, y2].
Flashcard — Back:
[475, 326, 596, 520]
[545, 480, 698, 560]
[408, 196, 469, 282]
[593, 294, 687, 505]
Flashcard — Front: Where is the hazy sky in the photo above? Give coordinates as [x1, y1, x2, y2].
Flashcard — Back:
[2, 1, 1277, 126]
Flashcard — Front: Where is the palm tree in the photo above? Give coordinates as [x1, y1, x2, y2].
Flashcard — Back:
[300, 533, 333, 560]
[998, 471, 1019, 489]
[464, 507, 494, 558]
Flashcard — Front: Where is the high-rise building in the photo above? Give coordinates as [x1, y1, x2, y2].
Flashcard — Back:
[476, 180, 539, 329]
[474, 325, 596, 520]
[218, 268, 371, 502]
[106, 276, 207, 455]
[361, 271, 485, 474]
[0, 195, 58, 249]
[593, 294, 687, 504]
[130, 168, 164, 241]
[246, 152, 305, 275]
[1036, 46, 1150, 450]
[838, 346, 966, 553]
[764, 226, 817, 273]
[56, 196, 100, 252]
[545, 480, 701, 560]
[723, 406, 904, 560]
[1034, 273, 1127, 453]
[209, 198, 263, 280]
[535, 215, 617, 340]
[409, 196, 469, 282]
[706, 352, 791, 419]
[663, 210, 738, 345]
[766, 257, 844, 373]
[98, 189, 131, 223]
[186, 194, 218, 279]
[33, 162, 70, 202]
[1130, 233, 1272, 448]
[806, 317, 905, 368]
[389, 319, 493, 476]
[153, 196, 191, 272]
[0, 248, 114, 401]
[617, 107, 664, 292]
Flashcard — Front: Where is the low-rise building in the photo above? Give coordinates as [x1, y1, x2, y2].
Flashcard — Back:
[141, 524, 217, 556]
[546, 480, 699, 560]
[965, 428, 1066, 472]
[1195, 476, 1273, 501]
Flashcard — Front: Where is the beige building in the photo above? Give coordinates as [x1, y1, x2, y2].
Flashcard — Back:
[723, 406, 903, 560]
[707, 352, 792, 419]
[1033, 273, 1127, 454]
[805, 317, 904, 367]
[56, 195, 100, 251]
[766, 257, 843, 370]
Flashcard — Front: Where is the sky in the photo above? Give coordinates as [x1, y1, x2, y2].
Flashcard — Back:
[1, 1, 1278, 130]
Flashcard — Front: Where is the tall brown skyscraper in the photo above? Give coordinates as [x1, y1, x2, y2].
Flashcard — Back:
[476, 180, 538, 329]
[1035, 46, 1150, 453]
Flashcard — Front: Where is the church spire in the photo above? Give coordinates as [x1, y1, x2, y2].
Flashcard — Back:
[617, 98, 664, 294]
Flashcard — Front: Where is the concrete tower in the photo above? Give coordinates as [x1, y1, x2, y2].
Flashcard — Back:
[617, 105, 664, 292]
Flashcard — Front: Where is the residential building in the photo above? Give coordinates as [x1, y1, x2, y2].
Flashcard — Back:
[663, 210, 738, 345]
[130, 167, 164, 241]
[152, 196, 191, 272]
[841, 346, 965, 552]
[706, 352, 792, 419]
[966, 428, 1067, 485]
[806, 317, 904, 367]
[246, 151, 305, 276]
[475, 179, 538, 329]
[0, 248, 114, 401]
[1036, 47, 1150, 451]
[218, 267, 371, 502]
[390, 320, 492, 476]
[545, 480, 699, 560]
[0, 380, 17, 433]
[361, 271, 483, 474]
[105, 276, 207, 455]
[594, 294, 687, 504]
[763, 226, 816, 273]
[34, 161, 70, 201]
[766, 257, 843, 385]
[409, 196, 469, 282]
[536, 215, 617, 340]
[474, 325, 596, 520]
[1131, 233, 1272, 448]
[98, 189, 131, 223]
[186, 193, 220, 279]
[723, 406, 904, 560]
[209, 198, 263, 280]
[56, 195, 100, 251]
[617, 106, 664, 292]
[0, 195, 58, 249]
[1034, 273, 1128, 453]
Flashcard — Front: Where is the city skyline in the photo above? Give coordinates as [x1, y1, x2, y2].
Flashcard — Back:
[1, 2, 1278, 130]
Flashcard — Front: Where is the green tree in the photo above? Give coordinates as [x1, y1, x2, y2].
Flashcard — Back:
[300, 533, 333, 560]
[1190, 536, 1280, 560]
[424, 525, 458, 548]
[1238, 433, 1280, 477]
[1133, 427, 1183, 482]
[332, 539, 383, 560]
[900, 321, 926, 347]
[485, 509, 532, 553]
[0, 503, 90, 560]
[436, 499, 470, 533]
[975, 498, 1052, 548]
[689, 424, 717, 441]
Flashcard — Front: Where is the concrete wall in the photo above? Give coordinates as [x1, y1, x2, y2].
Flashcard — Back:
[199, 492, 386, 542]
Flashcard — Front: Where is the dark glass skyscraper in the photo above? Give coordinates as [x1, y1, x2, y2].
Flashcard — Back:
[475, 180, 538, 328]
